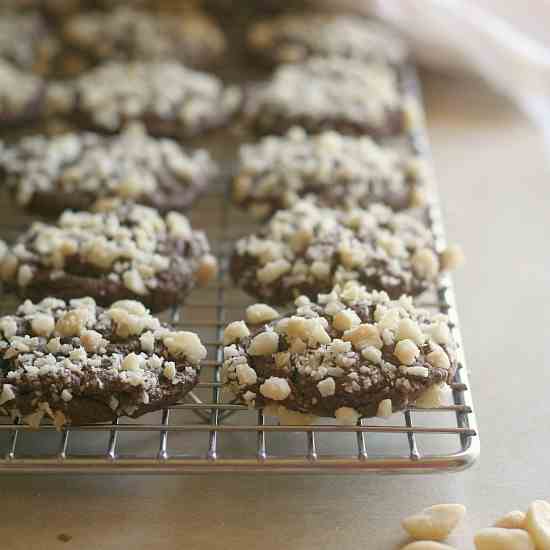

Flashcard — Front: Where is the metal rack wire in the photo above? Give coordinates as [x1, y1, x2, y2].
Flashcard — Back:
[0, 67, 479, 474]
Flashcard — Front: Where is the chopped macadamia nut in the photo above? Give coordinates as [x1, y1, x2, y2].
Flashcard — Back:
[402, 504, 466, 541]
[248, 331, 280, 356]
[246, 304, 280, 324]
[123, 269, 148, 295]
[81, 329, 104, 353]
[139, 331, 155, 353]
[195, 254, 218, 286]
[333, 309, 361, 331]
[0, 384, 16, 406]
[376, 398, 392, 418]
[427, 349, 451, 370]
[257, 259, 292, 284]
[494, 511, 527, 530]
[441, 244, 465, 271]
[474, 528, 535, 550]
[395, 339, 420, 365]
[121, 352, 143, 371]
[335, 407, 360, 425]
[414, 384, 450, 408]
[526, 500, 550, 550]
[259, 377, 291, 401]
[236, 364, 258, 386]
[412, 248, 440, 280]
[223, 321, 250, 345]
[397, 318, 425, 346]
[344, 324, 383, 350]
[55, 310, 88, 337]
[31, 314, 55, 337]
[317, 377, 336, 397]
[163, 332, 207, 364]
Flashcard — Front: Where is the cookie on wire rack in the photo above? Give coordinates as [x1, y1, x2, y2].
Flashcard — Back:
[62, 7, 226, 71]
[0, 201, 218, 313]
[0, 123, 219, 216]
[46, 60, 242, 138]
[248, 13, 407, 67]
[222, 281, 457, 424]
[0, 297, 207, 427]
[230, 200, 463, 305]
[233, 127, 427, 219]
[243, 56, 404, 138]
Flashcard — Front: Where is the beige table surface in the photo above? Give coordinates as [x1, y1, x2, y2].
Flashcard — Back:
[2, 72, 550, 550]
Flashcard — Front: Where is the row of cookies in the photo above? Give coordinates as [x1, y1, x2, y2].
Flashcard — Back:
[1, 8, 411, 141]
[0, 1, 227, 427]
[0, 3, 225, 77]
[0, 278, 460, 428]
[216, 15, 464, 424]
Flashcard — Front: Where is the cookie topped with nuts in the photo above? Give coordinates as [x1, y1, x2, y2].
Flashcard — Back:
[222, 281, 457, 423]
[0, 60, 45, 126]
[0, 202, 218, 312]
[248, 13, 407, 67]
[231, 200, 462, 305]
[0, 123, 219, 216]
[233, 127, 427, 219]
[243, 56, 404, 138]
[48, 61, 242, 137]
[62, 7, 226, 70]
[0, 12, 61, 75]
[0, 297, 207, 426]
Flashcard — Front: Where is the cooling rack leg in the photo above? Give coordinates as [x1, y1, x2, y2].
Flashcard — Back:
[106, 418, 119, 461]
[5, 419, 20, 461]
[404, 410, 421, 460]
[257, 410, 267, 461]
[158, 409, 170, 460]
[356, 419, 368, 461]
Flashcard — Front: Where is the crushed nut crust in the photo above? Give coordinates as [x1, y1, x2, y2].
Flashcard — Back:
[222, 281, 457, 420]
[244, 56, 403, 137]
[50, 60, 242, 137]
[233, 127, 427, 217]
[249, 13, 407, 66]
[0, 297, 206, 426]
[231, 199, 455, 304]
[0, 123, 218, 214]
[63, 7, 225, 69]
[0, 202, 216, 312]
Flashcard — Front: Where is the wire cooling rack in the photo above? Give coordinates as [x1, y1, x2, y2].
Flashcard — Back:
[0, 67, 479, 474]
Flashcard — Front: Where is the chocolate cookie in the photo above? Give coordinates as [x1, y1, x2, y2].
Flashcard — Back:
[62, 7, 226, 70]
[0, 12, 61, 75]
[0, 297, 207, 426]
[233, 127, 427, 219]
[48, 61, 242, 138]
[243, 56, 404, 138]
[231, 200, 461, 304]
[0, 60, 45, 126]
[221, 281, 457, 423]
[0, 123, 219, 216]
[0, 202, 218, 312]
[248, 13, 407, 67]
